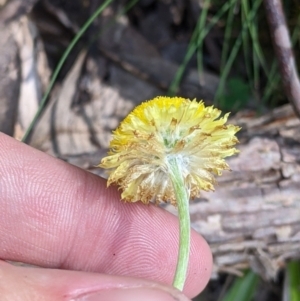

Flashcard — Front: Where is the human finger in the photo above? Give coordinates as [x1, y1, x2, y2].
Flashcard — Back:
[0, 260, 191, 301]
[0, 133, 212, 298]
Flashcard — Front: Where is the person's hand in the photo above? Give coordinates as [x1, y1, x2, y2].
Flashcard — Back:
[0, 132, 212, 301]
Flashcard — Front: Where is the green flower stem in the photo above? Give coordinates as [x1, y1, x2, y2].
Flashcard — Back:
[167, 156, 191, 291]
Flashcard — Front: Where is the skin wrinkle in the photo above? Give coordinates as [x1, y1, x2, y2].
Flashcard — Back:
[54, 168, 107, 266]
[105, 208, 175, 280]
[67, 175, 130, 271]
[0, 133, 212, 297]
[29, 170, 82, 265]
[60, 171, 95, 269]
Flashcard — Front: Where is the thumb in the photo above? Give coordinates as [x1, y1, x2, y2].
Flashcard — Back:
[0, 260, 191, 301]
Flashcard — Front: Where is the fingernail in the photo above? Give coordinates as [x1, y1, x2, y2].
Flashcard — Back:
[72, 287, 191, 301]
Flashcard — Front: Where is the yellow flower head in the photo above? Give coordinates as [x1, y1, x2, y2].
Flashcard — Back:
[99, 96, 240, 206]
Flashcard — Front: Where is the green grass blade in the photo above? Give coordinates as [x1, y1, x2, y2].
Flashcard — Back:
[220, 270, 259, 301]
[21, 0, 114, 143]
[168, 0, 237, 96]
[214, 0, 262, 106]
[241, 0, 252, 87]
[251, 7, 260, 94]
[168, 14, 203, 96]
[242, 0, 270, 90]
[261, 62, 280, 106]
[215, 30, 243, 106]
[241, 0, 263, 94]
[220, 0, 235, 72]
[196, 0, 211, 84]
[285, 261, 300, 301]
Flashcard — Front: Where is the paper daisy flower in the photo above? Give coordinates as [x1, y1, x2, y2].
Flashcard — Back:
[99, 96, 240, 206]
[99, 96, 240, 290]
